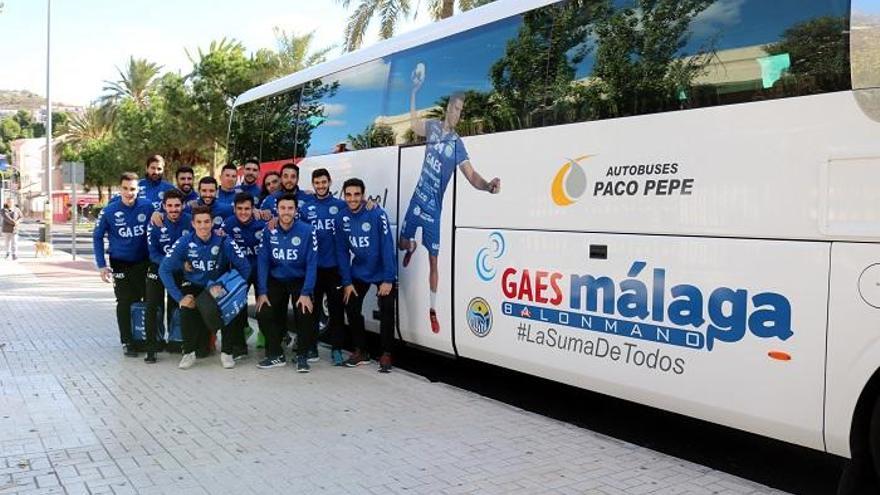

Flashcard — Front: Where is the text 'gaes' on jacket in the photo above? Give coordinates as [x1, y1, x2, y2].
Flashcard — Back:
[301, 194, 346, 269]
[92, 197, 153, 269]
[221, 214, 267, 264]
[158, 231, 251, 302]
[147, 213, 192, 265]
[256, 220, 318, 297]
[335, 204, 396, 286]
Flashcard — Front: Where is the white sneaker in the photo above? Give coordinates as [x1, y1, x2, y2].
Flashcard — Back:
[179, 352, 196, 369]
[220, 352, 235, 369]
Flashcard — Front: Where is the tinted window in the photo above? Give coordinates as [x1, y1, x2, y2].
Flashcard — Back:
[546, 0, 850, 123]
[228, 100, 264, 165]
[261, 88, 303, 162]
[384, 15, 527, 141]
[298, 59, 390, 156]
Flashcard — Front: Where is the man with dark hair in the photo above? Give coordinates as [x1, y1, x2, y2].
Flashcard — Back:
[259, 171, 280, 205]
[93, 172, 154, 357]
[185, 177, 234, 230]
[144, 188, 191, 363]
[216, 164, 243, 209]
[336, 178, 397, 373]
[220, 192, 266, 360]
[400, 81, 501, 334]
[255, 193, 318, 372]
[301, 168, 347, 365]
[259, 162, 310, 219]
[238, 158, 261, 205]
[112, 154, 175, 211]
[159, 205, 251, 370]
[176, 166, 199, 203]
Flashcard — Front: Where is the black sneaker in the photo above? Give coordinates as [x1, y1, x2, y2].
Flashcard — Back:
[378, 353, 392, 373]
[344, 350, 370, 367]
[296, 355, 311, 373]
[144, 352, 157, 364]
[256, 355, 287, 369]
[123, 345, 138, 358]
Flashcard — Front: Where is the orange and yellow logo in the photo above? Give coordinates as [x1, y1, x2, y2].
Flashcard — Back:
[551, 155, 592, 206]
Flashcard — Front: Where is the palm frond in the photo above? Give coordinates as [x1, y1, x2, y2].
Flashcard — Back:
[344, 0, 381, 51]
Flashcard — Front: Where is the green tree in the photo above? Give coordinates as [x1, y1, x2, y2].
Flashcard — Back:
[338, 0, 496, 52]
[347, 123, 395, 149]
[586, 0, 714, 119]
[765, 16, 849, 95]
[79, 136, 123, 203]
[0, 118, 22, 143]
[101, 57, 163, 108]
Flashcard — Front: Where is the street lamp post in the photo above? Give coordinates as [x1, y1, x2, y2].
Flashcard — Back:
[44, 0, 53, 243]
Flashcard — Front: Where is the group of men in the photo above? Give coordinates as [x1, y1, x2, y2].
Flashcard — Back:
[93, 155, 398, 373]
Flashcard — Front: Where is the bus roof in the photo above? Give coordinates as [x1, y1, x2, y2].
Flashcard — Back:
[233, 0, 560, 108]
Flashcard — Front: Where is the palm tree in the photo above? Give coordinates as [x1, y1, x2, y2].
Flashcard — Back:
[272, 29, 335, 76]
[101, 57, 162, 108]
[338, 0, 495, 52]
[60, 106, 114, 148]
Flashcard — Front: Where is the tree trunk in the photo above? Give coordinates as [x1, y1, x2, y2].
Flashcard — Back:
[210, 142, 217, 178]
[440, 0, 454, 18]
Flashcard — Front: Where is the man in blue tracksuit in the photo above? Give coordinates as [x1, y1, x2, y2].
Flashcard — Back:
[259, 162, 310, 219]
[159, 205, 251, 370]
[175, 166, 199, 203]
[301, 168, 347, 365]
[93, 172, 154, 357]
[185, 176, 234, 231]
[255, 192, 318, 373]
[221, 192, 266, 360]
[144, 189, 191, 363]
[238, 158, 262, 205]
[216, 164, 243, 209]
[336, 178, 397, 373]
[111, 154, 175, 210]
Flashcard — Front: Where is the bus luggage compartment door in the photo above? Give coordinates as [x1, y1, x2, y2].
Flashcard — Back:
[454, 229, 829, 450]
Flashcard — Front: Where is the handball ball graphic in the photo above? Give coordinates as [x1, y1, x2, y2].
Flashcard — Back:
[412, 63, 426, 85]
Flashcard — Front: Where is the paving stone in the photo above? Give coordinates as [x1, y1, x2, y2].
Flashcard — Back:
[0, 239, 786, 494]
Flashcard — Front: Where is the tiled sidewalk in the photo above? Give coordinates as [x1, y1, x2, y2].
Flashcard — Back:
[0, 238, 785, 494]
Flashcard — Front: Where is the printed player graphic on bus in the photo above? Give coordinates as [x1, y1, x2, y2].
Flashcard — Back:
[398, 62, 502, 335]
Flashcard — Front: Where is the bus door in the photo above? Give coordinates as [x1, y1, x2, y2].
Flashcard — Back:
[396, 143, 457, 356]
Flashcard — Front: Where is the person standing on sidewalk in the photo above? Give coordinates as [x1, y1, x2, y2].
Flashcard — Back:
[93, 172, 154, 357]
[220, 192, 266, 360]
[335, 178, 397, 373]
[144, 189, 191, 364]
[2, 200, 22, 260]
[159, 205, 251, 370]
[255, 193, 318, 373]
[301, 168, 347, 365]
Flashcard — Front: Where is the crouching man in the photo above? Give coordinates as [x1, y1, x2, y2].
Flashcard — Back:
[159, 205, 250, 369]
[255, 193, 318, 373]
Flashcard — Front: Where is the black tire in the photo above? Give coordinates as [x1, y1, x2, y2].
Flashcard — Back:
[842, 395, 880, 494]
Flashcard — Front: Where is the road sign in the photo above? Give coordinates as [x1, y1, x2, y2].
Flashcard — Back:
[61, 161, 84, 183]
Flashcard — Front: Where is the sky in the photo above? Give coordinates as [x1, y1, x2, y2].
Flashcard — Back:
[0, 0, 431, 106]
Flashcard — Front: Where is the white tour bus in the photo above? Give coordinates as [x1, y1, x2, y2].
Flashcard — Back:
[229, 0, 880, 486]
